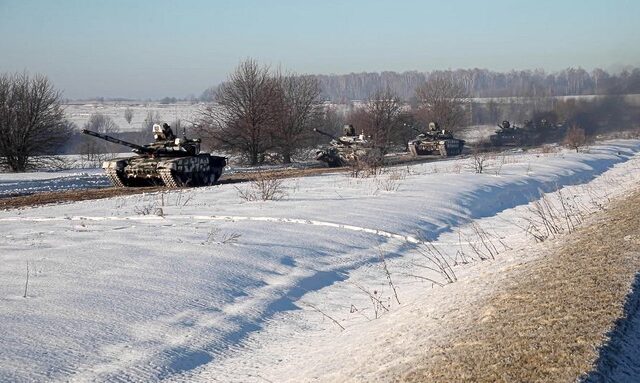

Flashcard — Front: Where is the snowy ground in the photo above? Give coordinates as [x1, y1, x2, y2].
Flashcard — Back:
[1, 140, 640, 382]
[0, 168, 109, 197]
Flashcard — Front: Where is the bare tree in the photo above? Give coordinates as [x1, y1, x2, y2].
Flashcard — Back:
[486, 98, 500, 123]
[415, 74, 469, 131]
[80, 113, 121, 161]
[142, 110, 162, 131]
[124, 107, 134, 125]
[84, 113, 119, 134]
[196, 59, 279, 165]
[345, 108, 371, 134]
[564, 125, 587, 152]
[343, 88, 403, 153]
[362, 88, 403, 153]
[0, 72, 71, 171]
[272, 73, 323, 163]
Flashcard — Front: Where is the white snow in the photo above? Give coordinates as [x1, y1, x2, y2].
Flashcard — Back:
[1, 140, 640, 382]
[0, 168, 109, 197]
[65, 102, 202, 132]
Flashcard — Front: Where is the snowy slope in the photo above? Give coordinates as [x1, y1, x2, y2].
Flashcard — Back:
[1, 141, 639, 382]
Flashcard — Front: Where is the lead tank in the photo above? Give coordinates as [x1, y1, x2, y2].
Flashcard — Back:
[408, 122, 465, 156]
[82, 123, 226, 187]
[313, 125, 381, 167]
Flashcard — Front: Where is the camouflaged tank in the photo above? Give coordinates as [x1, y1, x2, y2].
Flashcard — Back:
[82, 123, 226, 187]
[313, 125, 382, 167]
[522, 119, 567, 145]
[489, 120, 528, 147]
[408, 122, 465, 157]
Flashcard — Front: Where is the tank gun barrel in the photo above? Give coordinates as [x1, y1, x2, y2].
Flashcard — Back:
[82, 129, 151, 153]
[313, 128, 336, 139]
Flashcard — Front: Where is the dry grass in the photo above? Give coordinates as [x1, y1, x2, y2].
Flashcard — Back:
[399, 189, 640, 383]
[236, 171, 288, 201]
[0, 186, 167, 210]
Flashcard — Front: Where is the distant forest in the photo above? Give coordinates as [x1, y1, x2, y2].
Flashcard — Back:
[202, 67, 640, 103]
[313, 68, 640, 102]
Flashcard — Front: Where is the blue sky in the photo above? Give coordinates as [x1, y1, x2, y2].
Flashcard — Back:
[1, 0, 638, 99]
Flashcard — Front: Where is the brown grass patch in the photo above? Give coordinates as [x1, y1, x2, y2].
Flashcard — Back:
[399, 190, 640, 382]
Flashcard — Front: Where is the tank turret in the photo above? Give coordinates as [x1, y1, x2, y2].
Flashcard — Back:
[82, 123, 226, 188]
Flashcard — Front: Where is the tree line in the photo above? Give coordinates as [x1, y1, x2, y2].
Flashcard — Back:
[2, 62, 640, 171]
[306, 67, 640, 102]
[195, 60, 471, 162]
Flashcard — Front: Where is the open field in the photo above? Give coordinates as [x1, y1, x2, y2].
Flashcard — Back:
[64, 102, 203, 132]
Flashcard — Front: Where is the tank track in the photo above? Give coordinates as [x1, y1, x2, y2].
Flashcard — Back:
[159, 168, 222, 188]
[159, 168, 181, 188]
[105, 169, 126, 188]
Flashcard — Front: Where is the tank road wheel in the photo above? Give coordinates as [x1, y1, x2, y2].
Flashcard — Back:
[187, 172, 202, 187]
[188, 171, 204, 187]
[208, 169, 222, 185]
[159, 169, 182, 188]
[105, 169, 126, 188]
[160, 168, 223, 188]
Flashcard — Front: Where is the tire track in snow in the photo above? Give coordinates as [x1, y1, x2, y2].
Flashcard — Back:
[0, 214, 492, 247]
[0, 214, 427, 244]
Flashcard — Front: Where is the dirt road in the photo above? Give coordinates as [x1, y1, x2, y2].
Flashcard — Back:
[399, 189, 640, 382]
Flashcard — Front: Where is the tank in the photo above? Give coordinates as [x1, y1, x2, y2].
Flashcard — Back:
[82, 123, 226, 187]
[523, 119, 567, 145]
[313, 125, 381, 167]
[489, 120, 528, 147]
[408, 122, 465, 156]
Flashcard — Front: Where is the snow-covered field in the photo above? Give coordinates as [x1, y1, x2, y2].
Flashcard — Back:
[1, 140, 640, 382]
[65, 102, 203, 132]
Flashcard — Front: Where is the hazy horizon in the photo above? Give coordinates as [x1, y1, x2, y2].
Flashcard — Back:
[1, 0, 639, 99]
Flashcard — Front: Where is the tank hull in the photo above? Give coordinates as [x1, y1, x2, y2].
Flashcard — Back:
[102, 154, 226, 187]
[408, 138, 465, 157]
[315, 147, 382, 168]
[489, 133, 527, 147]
